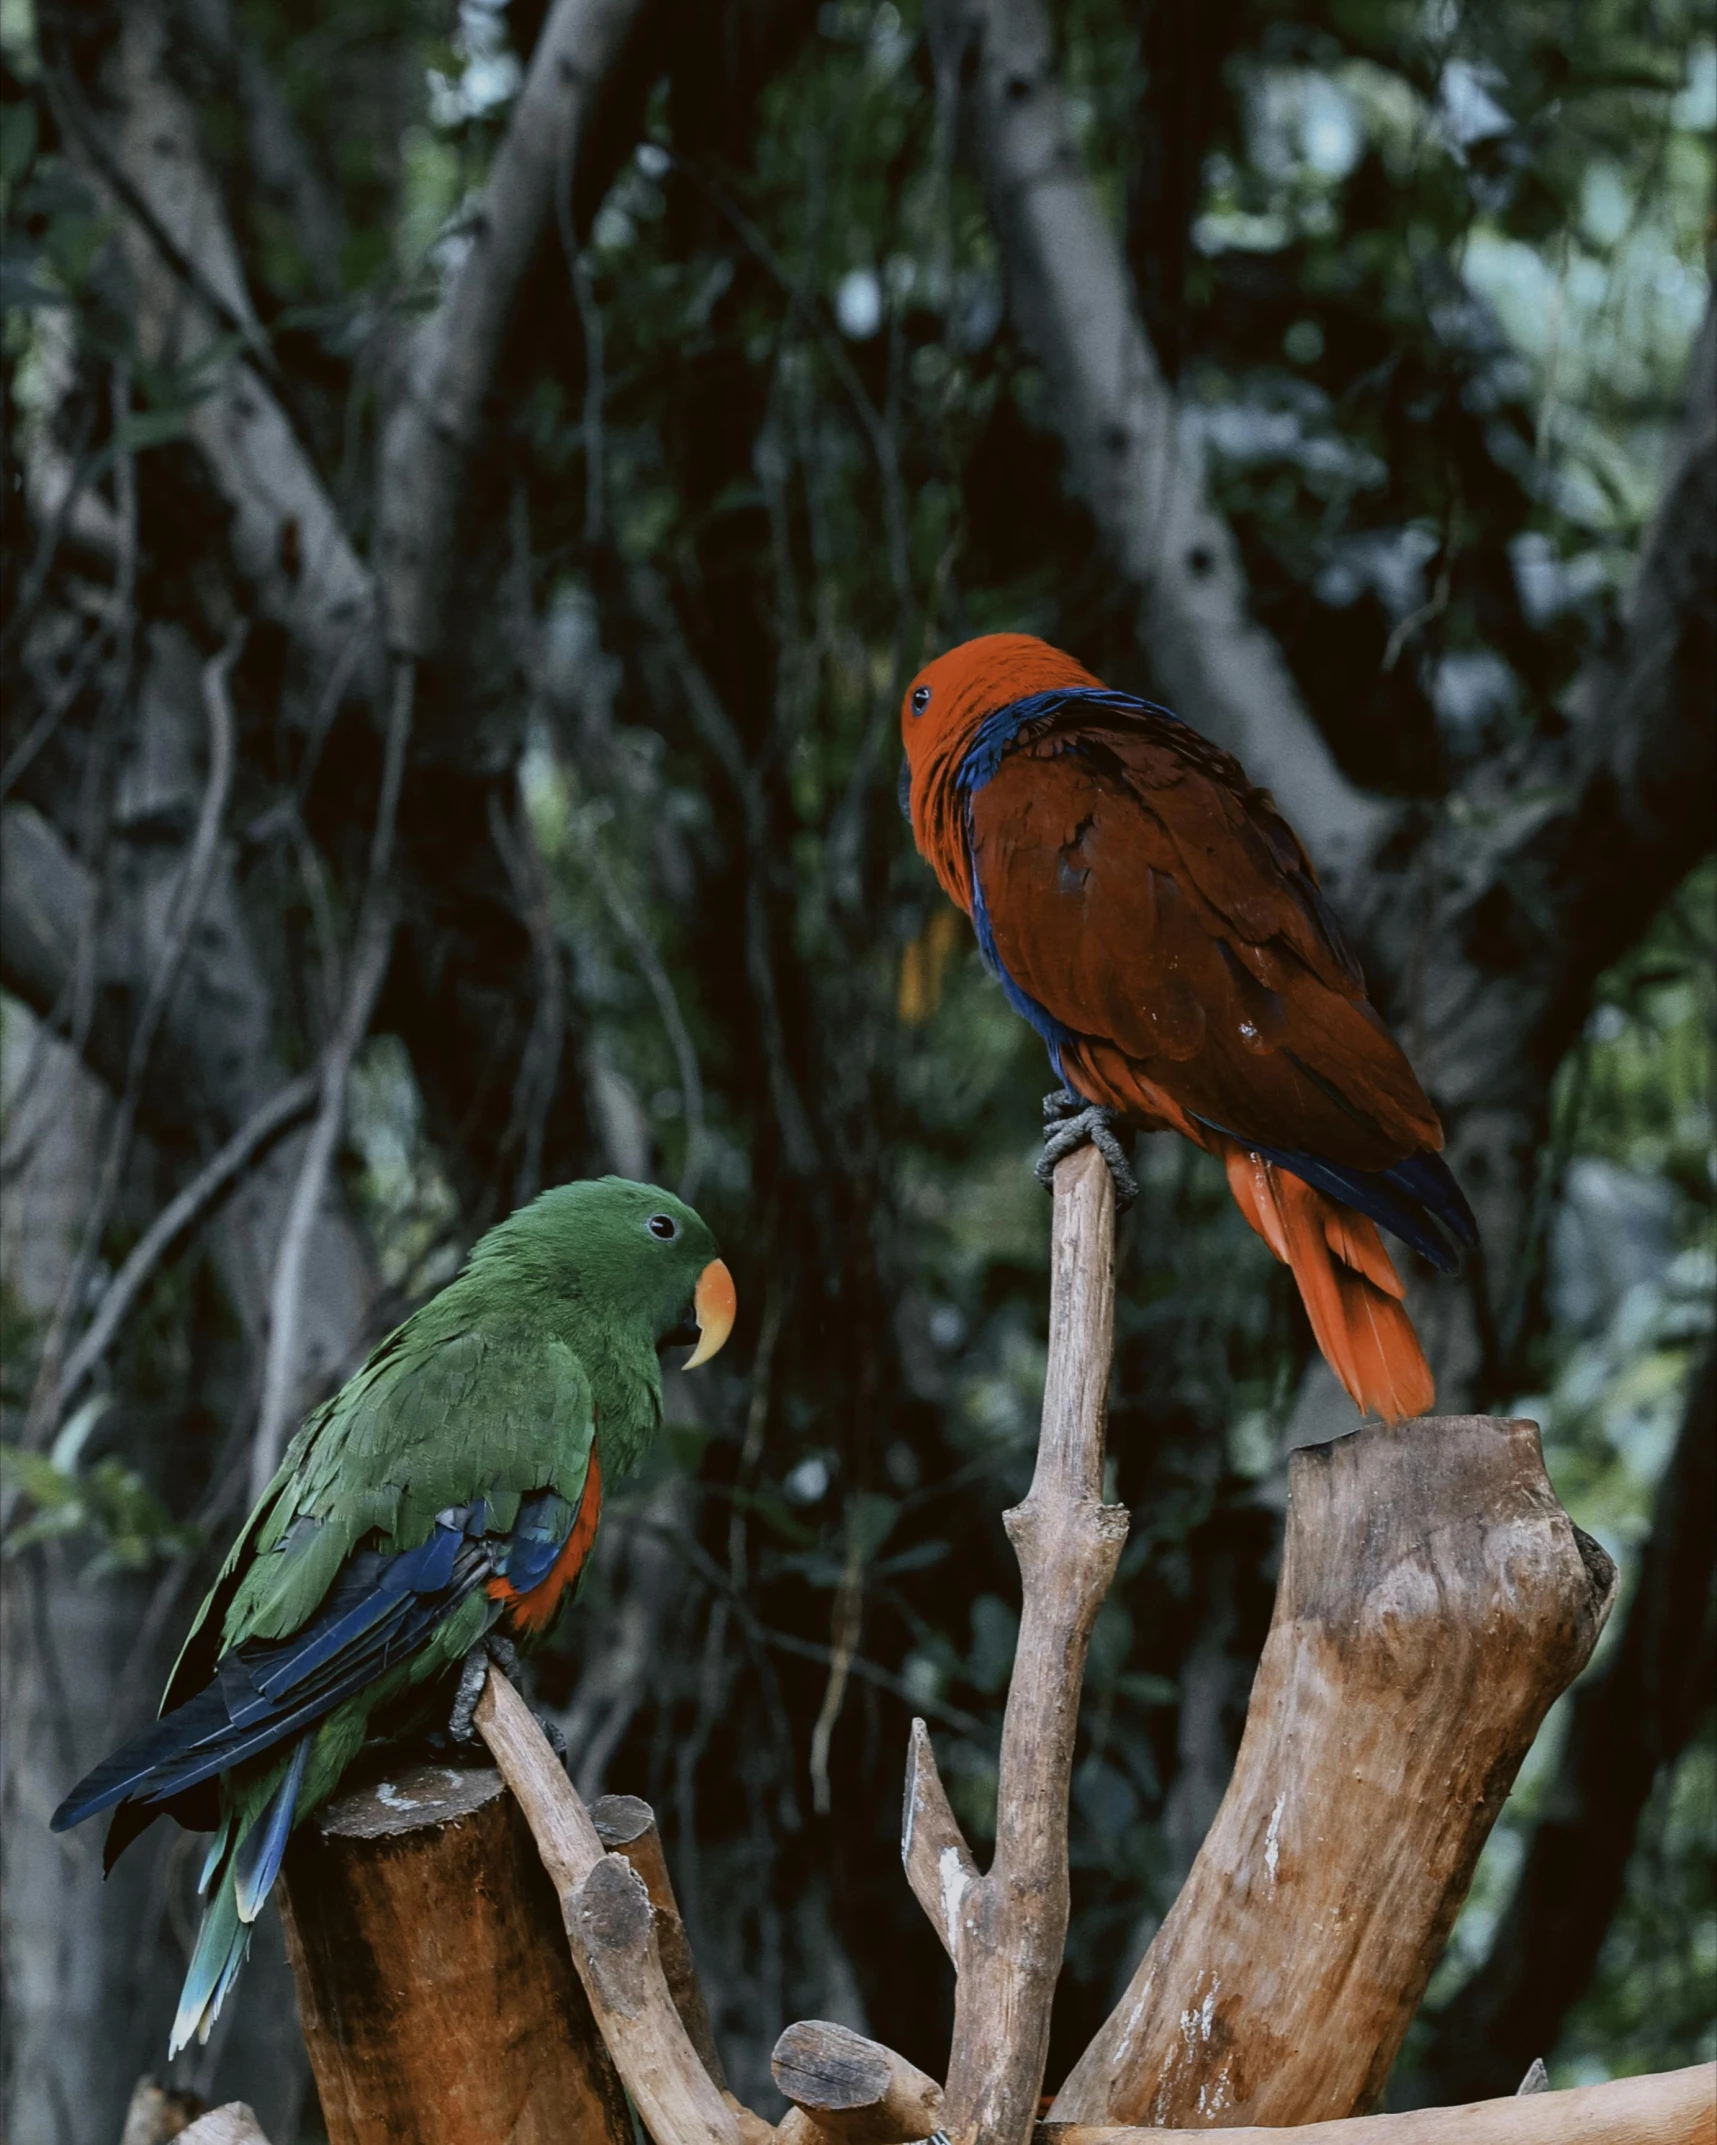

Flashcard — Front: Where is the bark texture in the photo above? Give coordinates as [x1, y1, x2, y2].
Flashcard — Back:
[771, 2019, 946, 2145]
[911, 1146, 1130, 2145]
[473, 1669, 745, 2145]
[1042, 2062, 1717, 2145]
[931, 0, 1385, 866]
[1051, 1415, 1618, 2129]
[1416, 1350, 1717, 2100]
[277, 1759, 631, 2145]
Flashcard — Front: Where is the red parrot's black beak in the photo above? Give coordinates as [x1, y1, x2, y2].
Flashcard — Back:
[897, 755, 913, 822]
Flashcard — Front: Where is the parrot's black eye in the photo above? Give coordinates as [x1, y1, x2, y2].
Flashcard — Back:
[910, 685, 932, 716]
[647, 1214, 679, 1241]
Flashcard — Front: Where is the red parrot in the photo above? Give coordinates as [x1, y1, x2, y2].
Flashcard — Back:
[898, 633, 1476, 1423]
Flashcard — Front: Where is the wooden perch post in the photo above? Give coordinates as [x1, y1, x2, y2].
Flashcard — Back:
[1051, 1413, 1618, 2129]
[276, 1758, 630, 2145]
[906, 1144, 1129, 2145]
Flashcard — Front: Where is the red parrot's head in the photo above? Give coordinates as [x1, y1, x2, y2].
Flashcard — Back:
[899, 634, 1103, 911]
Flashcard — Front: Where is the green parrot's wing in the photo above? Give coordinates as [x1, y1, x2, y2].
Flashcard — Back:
[161, 1317, 593, 1709]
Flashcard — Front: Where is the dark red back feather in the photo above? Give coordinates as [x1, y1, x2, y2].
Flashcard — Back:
[899, 634, 1460, 1423]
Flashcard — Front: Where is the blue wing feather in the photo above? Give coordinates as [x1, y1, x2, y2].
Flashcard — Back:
[50, 1522, 492, 1831]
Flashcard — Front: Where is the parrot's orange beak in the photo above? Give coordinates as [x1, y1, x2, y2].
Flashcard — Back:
[684, 1258, 736, 1369]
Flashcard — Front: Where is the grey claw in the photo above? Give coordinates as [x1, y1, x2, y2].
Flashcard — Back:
[1036, 1099, 1139, 1209]
[448, 1645, 489, 1744]
[1042, 1087, 1081, 1123]
[448, 1633, 569, 1770]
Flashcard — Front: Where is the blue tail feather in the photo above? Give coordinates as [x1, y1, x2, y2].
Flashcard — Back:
[197, 1809, 232, 1895]
[169, 1853, 245, 2059]
[232, 1736, 308, 1924]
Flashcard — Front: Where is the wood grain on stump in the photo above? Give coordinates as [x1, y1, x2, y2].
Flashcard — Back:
[1051, 1414, 1618, 2130]
[278, 1758, 630, 2145]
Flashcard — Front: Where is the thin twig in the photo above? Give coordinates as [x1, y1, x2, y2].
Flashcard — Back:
[249, 659, 415, 1499]
[0, 616, 115, 803]
[24, 627, 242, 1447]
[589, 845, 707, 1204]
[0, 399, 98, 665]
[809, 1521, 866, 1817]
[54, 1072, 319, 1411]
[488, 787, 569, 1207]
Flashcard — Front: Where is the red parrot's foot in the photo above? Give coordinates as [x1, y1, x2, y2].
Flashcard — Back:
[1037, 1089, 1139, 1208]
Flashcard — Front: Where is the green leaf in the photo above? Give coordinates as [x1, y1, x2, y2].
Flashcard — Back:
[0, 101, 37, 189]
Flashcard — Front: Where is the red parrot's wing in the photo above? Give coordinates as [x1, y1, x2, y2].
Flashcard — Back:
[966, 710, 1441, 1171]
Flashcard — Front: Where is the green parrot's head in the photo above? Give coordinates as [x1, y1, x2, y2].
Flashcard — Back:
[467, 1176, 735, 1370]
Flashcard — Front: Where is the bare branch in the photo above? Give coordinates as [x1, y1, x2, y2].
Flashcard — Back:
[55, 1071, 318, 1410]
[475, 1667, 606, 1884]
[1039, 2060, 1717, 2145]
[930, 0, 1386, 866]
[70, 2, 374, 687]
[592, 1792, 729, 2089]
[900, 1717, 978, 1966]
[25, 631, 240, 1443]
[177, 2109, 274, 2145]
[937, 1145, 1130, 2145]
[250, 660, 414, 1498]
[473, 1671, 747, 2145]
[376, 0, 654, 654]
[1052, 1416, 1617, 2129]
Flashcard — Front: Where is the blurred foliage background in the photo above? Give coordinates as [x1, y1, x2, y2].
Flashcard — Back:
[0, 0, 1711, 2137]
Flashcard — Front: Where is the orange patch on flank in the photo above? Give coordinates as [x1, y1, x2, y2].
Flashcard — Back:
[486, 1449, 603, 1636]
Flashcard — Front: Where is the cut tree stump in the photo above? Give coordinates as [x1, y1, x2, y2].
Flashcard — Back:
[1051, 1414, 1618, 2130]
[771, 2018, 947, 2145]
[277, 1757, 631, 2145]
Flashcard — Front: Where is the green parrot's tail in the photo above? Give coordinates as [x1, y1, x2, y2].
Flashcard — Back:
[168, 1736, 309, 2058]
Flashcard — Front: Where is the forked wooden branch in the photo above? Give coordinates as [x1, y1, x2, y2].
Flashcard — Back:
[1052, 1414, 1618, 2128]
[772, 2019, 946, 2145]
[906, 1145, 1129, 2145]
[474, 1670, 745, 2145]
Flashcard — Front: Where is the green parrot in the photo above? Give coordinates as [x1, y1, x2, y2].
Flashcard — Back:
[51, 1176, 736, 2056]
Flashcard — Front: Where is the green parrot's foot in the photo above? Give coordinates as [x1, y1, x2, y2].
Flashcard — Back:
[447, 1633, 520, 1745]
[446, 1635, 568, 1764]
[1037, 1089, 1139, 1208]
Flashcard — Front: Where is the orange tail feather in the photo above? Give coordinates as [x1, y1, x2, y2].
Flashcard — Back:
[1222, 1143, 1433, 1423]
